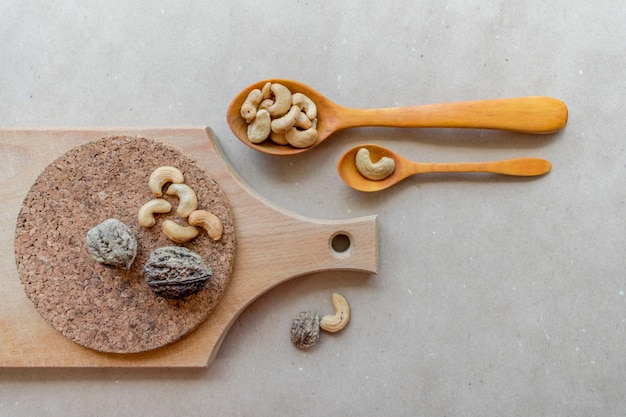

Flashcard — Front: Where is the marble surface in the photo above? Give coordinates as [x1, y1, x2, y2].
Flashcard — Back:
[1, 1, 624, 416]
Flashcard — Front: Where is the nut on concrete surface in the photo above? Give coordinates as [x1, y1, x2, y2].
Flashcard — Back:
[290, 311, 320, 349]
[320, 293, 351, 333]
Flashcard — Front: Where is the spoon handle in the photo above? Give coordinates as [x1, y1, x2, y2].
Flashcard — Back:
[410, 158, 552, 176]
[340, 97, 567, 134]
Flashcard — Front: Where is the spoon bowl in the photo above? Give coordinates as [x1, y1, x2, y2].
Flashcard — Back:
[338, 144, 552, 192]
[227, 79, 568, 156]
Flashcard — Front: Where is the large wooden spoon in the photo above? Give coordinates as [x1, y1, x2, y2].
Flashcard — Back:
[338, 144, 552, 192]
[226, 79, 568, 156]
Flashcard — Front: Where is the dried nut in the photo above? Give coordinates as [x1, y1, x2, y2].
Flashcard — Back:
[270, 105, 300, 134]
[355, 148, 396, 181]
[258, 98, 274, 111]
[165, 183, 198, 218]
[269, 131, 288, 145]
[285, 126, 318, 148]
[261, 81, 272, 99]
[294, 111, 313, 130]
[266, 83, 292, 117]
[240, 88, 263, 123]
[86, 218, 137, 270]
[320, 293, 351, 333]
[138, 199, 172, 228]
[290, 311, 320, 349]
[188, 210, 223, 241]
[143, 246, 212, 299]
[247, 109, 271, 143]
[162, 219, 200, 243]
[149, 166, 185, 197]
[291, 92, 317, 120]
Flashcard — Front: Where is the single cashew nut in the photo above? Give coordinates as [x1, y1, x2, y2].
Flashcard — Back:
[138, 199, 173, 228]
[270, 105, 300, 134]
[269, 131, 288, 145]
[294, 111, 313, 130]
[162, 220, 199, 243]
[188, 210, 223, 241]
[149, 166, 185, 197]
[165, 183, 198, 218]
[240, 88, 263, 123]
[247, 109, 271, 143]
[266, 83, 292, 117]
[355, 148, 396, 180]
[258, 98, 274, 111]
[320, 293, 351, 333]
[291, 92, 317, 120]
[285, 126, 319, 148]
[261, 82, 272, 99]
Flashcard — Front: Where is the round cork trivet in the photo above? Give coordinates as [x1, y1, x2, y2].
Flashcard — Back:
[14, 136, 236, 354]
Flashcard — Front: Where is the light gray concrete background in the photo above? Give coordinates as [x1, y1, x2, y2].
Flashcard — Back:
[1, 1, 624, 416]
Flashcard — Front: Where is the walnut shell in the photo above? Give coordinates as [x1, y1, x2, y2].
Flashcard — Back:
[86, 218, 138, 269]
[290, 311, 320, 349]
[143, 246, 212, 299]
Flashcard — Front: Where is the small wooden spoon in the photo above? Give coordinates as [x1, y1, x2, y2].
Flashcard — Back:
[226, 79, 568, 156]
[338, 144, 552, 192]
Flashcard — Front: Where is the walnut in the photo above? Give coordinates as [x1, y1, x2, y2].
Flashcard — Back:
[290, 311, 320, 349]
[143, 246, 212, 299]
[86, 218, 138, 269]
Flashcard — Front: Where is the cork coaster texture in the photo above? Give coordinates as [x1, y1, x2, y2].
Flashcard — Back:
[14, 136, 236, 354]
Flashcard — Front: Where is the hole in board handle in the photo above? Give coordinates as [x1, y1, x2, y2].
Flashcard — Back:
[329, 232, 352, 259]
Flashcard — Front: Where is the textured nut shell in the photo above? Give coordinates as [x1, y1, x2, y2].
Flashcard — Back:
[86, 218, 138, 269]
[290, 311, 320, 349]
[143, 246, 213, 299]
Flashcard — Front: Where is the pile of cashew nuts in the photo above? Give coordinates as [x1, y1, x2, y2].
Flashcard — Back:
[241, 82, 318, 148]
[138, 166, 223, 243]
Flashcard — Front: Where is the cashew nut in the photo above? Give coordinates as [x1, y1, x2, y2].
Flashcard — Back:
[188, 210, 223, 241]
[291, 92, 317, 120]
[247, 109, 271, 143]
[269, 131, 288, 145]
[258, 98, 274, 111]
[149, 166, 185, 197]
[355, 148, 396, 180]
[138, 199, 173, 228]
[162, 220, 199, 243]
[285, 126, 318, 148]
[165, 183, 198, 218]
[320, 293, 351, 333]
[294, 111, 313, 130]
[270, 105, 300, 134]
[261, 82, 272, 99]
[266, 83, 292, 117]
[240, 88, 263, 123]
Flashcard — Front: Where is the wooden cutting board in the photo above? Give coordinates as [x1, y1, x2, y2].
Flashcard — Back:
[0, 127, 378, 367]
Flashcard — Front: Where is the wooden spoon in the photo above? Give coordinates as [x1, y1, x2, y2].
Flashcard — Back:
[226, 79, 568, 156]
[338, 144, 552, 192]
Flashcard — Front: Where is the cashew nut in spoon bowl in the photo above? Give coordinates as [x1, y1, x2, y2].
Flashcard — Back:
[355, 147, 396, 180]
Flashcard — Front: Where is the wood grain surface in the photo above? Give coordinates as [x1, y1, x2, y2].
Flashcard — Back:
[0, 127, 378, 367]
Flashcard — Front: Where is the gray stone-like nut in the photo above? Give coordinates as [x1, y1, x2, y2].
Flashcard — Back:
[290, 311, 320, 349]
[143, 246, 212, 299]
[86, 218, 138, 270]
